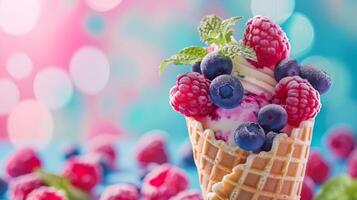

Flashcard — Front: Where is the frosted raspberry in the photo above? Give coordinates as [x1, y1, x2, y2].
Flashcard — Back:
[9, 173, 43, 200]
[273, 76, 321, 127]
[327, 127, 356, 159]
[301, 176, 315, 200]
[141, 164, 189, 200]
[170, 190, 203, 200]
[136, 132, 168, 167]
[243, 16, 290, 69]
[170, 72, 215, 118]
[6, 148, 42, 178]
[348, 150, 357, 179]
[100, 184, 139, 200]
[26, 186, 67, 200]
[306, 150, 330, 184]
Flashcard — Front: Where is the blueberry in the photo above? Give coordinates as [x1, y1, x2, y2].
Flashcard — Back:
[260, 131, 279, 152]
[234, 122, 265, 151]
[180, 141, 195, 168]
[210, 75, 244, 109]
[0, 177, 7, 197]
[274, 59, 300, 82]
[64, 145, 80, 160]
[258, 104, 287, 132]
[201, 51, 233, 80]
[191, 61, 201, 73]
[300, 65, 332, 94]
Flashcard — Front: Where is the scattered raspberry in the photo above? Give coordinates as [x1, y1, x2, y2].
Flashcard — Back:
[100, 184, 139, 200]
[348, 150, 357, 179]
[136, 132, 169, 167]
[170, 190, 203, 200]
[141, 164, 189, 200]
[306, 150, 330, 184]
[6, 148, 42, 178]
[26, 187, 67, 200]
[62, 158, 101, 192]
[273, 76, 321, 127]
[327, 127, 356, 159]
[170, 72, 215, 118]
[243, 16, 290, 69]
[9, 173, 43, 200]
[81, 152, 112, 178]
[301, 176, 315, 200]
[88, 137, 117, 169]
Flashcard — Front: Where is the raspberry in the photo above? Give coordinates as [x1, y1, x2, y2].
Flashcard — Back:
[100, 184, 139, 200]
[88, 140, 117, 169]
[327, 127, 356, 159]
[170, 190, 203, 200]
[141, 164, 189, 200]
[273, 76, 321, 127]
[136, 132, 169, 167]
[306, 150, 330, 184]
[62, 158, 101, 192]
[170, 72, 215, 118]
[6, 148, 42, 178]
[10, 173, 43, 200]
[301, 176, 315, 200]
[348, 150, 357, 178]
[243, 16, 290, 69]
[26, 187, 67, 200]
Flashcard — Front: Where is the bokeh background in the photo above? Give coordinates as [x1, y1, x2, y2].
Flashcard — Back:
[0, 0, 356, 196]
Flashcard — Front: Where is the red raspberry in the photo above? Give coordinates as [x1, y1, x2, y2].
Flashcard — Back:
[170, 72, 215, 118]
[141, 164, 189, 200]
[88, 139, 117, 169]
[348, 150, 357, 178]
[273, 76, 321, 127]
[136, 132, 169, 167]
[26, 186, 67, 200]
[301, 176, 315, 200]
[10, 173, 43, 200]
[170, 190, 203, 200]
[62, 158, 101, 192]
[306, 150, 330, 184]
[6, 148, 42, 178]
[327, 127, 356, 159]
[243, 16, 290, 69]
[100, 184, 139, 200]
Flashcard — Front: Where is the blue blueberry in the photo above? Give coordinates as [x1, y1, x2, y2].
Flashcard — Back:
[210, 75, 244, 109]
[234, 122, 265, 151]
[180, 141, 195, 167]
[191, 61, 201, 73]
[0, 177, 7, 197]
[274, 59, 300, 82]
[258, 104, 287, 132]
[300, 65, 332, 94]
[260, 131, 279, 152]
[201, 51, 233, 80]
[64, 145, 80, 160]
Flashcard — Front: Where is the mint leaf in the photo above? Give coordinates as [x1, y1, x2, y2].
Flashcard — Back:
[315, 175, 357, 200]
[37, 170, 91, 200]
[159, 46, 208, 74]
[221, 16, 242, 42]
[219, 43, 257, 61]
[198, 15, 223, 45]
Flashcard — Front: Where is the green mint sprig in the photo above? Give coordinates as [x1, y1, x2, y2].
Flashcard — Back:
[219, 43, 257, 61]
[315, 175, 357, 200]
[37, 170, 91, 200]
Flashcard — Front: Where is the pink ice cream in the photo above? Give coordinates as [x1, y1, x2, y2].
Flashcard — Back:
[200, 92, 269, 146]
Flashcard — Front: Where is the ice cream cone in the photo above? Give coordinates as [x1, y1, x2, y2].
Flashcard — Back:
[206, 120, 314, 200]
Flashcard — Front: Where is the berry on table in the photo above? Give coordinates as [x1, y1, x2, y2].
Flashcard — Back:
[258, 104, 287, 132]
[301, 176, 315, 200]
[348, 150, 357, 179]
[306, 150, 330, 184]
[200, 51, 233, 80]
[100, 184, 139, 200]
[64, 145, 80, 160]
[327, 127, 356, 159]
[141, 164, 189, 200]
[0, 177, 8, 197]
[191, 62, 201, 73]
[274, 59, 300, 82]
[6, 148, 42, 178]
[243, 16, 290, 69]
[170, 190, 203, 200]
[300, 65, 332, 94]
[209, 74, 244, 109]
[273, 76, 321, 127]
[62, 158, 101, 192]
[179, 141, 195, 167]
[26, 186, 67, 200]
[88, 140, 117, 170]
[170, 72, 215, 118]
[259, 131, 278, 152]
[234, 122, 265, 151]
[9, 173, 43, 200]
[136, 132, 168, 167]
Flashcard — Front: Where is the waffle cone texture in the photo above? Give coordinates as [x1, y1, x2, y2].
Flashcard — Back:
[186, 117, 314, 200]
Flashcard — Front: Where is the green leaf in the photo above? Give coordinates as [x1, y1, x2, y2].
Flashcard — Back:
[315, 175, 357, 200]
[37, 170, 91, 200]
[159, 46, 208, 74]
[198, 15, 223, 45]
[219, 43, 257, 61]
